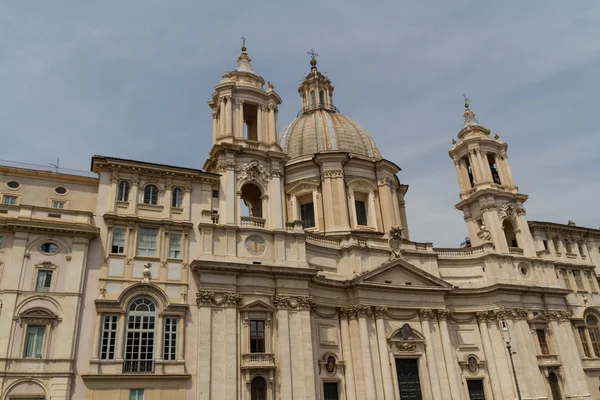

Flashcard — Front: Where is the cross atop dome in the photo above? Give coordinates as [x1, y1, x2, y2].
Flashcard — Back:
[307, 49, 319, 71]
[236, 37, 254, 74]
[462, 94, 481, 128]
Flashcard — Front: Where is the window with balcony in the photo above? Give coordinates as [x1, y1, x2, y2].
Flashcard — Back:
[124, 298, 156, 373]
[2, 195, 18, 205]
[171, 188, 183, 208]
[250, 320, 265, 353]
[169, 232, 182, 259]
[112, 227, 126, 254]
[163, 317, 178, 361]
[143, 185, 159, 205]
[118, 181, 130, 202]
[536, 329, 550, 355]
[137, 228, 158, 257]
[23, 325, 46, 358]
[100, 314, 118, 360]
[35, 270, 53, 292]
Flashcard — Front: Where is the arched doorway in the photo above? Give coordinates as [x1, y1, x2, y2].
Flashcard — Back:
[502, 219, 518, 248]
[250, 376, 267, 400]
[548, 372, 562, 400]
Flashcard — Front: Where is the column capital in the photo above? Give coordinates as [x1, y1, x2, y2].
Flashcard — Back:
[373, 306, 387, 318]
[419, 308, 436, 320]
[475, 311, 489, 322]
[436, 309, 451, 320]
[196, 291, 243, 307]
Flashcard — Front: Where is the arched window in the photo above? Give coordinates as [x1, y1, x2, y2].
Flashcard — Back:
[587, 315, 600, 357]
[118, 181, 130, 202]
[240, 183, 263, 219]
[124, 297, 157, 373]
[172, 188, 183, 208]
[250, 376, 267, 400]
[143, 185, 159, 205]
[503, 220, 518, 248]
[310, 91, 316, 108]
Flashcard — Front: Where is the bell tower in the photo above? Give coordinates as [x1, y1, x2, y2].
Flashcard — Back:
[203, 43, 287, 230]
[449, 100, 536, 256]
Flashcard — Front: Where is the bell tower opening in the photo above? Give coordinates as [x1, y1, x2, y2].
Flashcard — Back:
[240, 183, 263, 218]
[503, 219, 519, 248]
[487, 153, 501, 184]
[464, 156, 474, 187]
[243, 103, 259, 142]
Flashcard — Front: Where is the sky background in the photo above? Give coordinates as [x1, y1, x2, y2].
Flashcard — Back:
[2, 1, 599, 247]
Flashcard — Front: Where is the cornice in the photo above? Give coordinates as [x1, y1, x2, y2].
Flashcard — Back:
[92, 156, 219, 182]
[81, 373, 191, 381]
[0, 219, 99, 238]
[0, 166, 98, 185]
[103, 213, 194, 229]
[191, 260, 318, 279]
[528, 220, 600, 238]
[449, 283, 571, 296]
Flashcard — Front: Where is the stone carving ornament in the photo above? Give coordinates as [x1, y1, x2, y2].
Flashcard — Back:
[499, 203, 516, 220]
[196, 291, 243, 307]
[237, 161, 271, 184]
[271, 295, 315, 311]
[477, 222, 492, 243]
[388, 226, 405, 259]
[245, 235, 266, 256]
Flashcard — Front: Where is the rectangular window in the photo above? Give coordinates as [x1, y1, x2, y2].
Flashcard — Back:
[542, 240, 549, 251]
[163, 317, 178, 361]
[0, 236, 3, 249]
[323, 382, 339, 400]
[586, 271, 597, 293]
[300, 202, 316, 228]
[51, 200, 66, 209]
[212, 189, 219, 199]
[589, 326, 600, 357]
[169, 232, 182, 259]
[2, 195, 18, 205]
[35, 270, 53, 292]
[250, 320, 265, 353]
[129, 389, 144, 400]
[579, 327, 591, 357]
[100, 314, 118, 360]
[573, 270, 584, 290]
[23, 325, 45, 358]
[137, 228, 158, 257]
[355, 200, 368, 226]
[112, 227, 126, 254]
[536, 329, 550, 355]
[560, 269, 571, 290]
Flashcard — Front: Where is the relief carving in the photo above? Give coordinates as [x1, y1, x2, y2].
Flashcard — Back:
[196, 291, 243, 307]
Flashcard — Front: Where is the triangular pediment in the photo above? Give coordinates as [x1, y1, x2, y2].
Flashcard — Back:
[239, 299, 275, 312]
[355, 258, 453, 289]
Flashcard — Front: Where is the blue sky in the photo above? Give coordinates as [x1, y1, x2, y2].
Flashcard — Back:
[2, 1, 599, 246]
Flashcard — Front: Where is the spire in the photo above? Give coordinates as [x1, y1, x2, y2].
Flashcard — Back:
[462, 95, 480, 128]
[236, 36, 255, 74]
[307, 49, 319, 73]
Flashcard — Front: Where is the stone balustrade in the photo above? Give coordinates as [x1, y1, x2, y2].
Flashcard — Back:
[240, 216, 266, 228]
[241, 353, 275, 369]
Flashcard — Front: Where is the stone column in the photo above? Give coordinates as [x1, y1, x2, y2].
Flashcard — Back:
[453, 159, 467, 192]
[212, 110, 218, 142]
[289, 310, 307, 398]
[115, 313, 125, 361]
[420, 309, 443, 400]
[268, 105, 276, 143]
[494, 154, 507, 185]
[476, 312, 504, 399]
[219, 97, 226, 138]
[197, 302, 212, 400]
[274, 302, 293, 400]
[467, 150, 483, 184]
[488, 317, 516, 399]
[256, 106, 263, 142]
[357, 306, 378, 399]
[155, 316, 164, 361]
[177, 316, 185, 362]
[437, 310, 462, 400]
[339, 308, 357, 400]
[349, 311, 366, 397]
[459, 158, 472, 189]
[91, 314, 102, 360]
[299, 298, 317, 400]
[499, 153, 515, 186]
[374, 307, 395, 400]
[235, 99, 244, 139]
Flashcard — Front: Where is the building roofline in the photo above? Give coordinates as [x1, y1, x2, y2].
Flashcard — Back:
[528, 220, 600, 236]
[91, 155, 220, 178]
[0, 165, 98, 185]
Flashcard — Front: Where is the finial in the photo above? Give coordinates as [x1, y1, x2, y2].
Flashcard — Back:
[307, 49, 318, 67]
[452, 138, 457, 145]
[463, 93, 471, 109]
[241, 36, 247, 52]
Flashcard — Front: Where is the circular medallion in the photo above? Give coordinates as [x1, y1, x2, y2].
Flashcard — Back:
[325, 355, 337, 374]
[245, 235, 265, 256]
[467, 355, 479, 373]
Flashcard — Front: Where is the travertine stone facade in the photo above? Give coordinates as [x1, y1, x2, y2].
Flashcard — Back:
[2, 47, 600, 400]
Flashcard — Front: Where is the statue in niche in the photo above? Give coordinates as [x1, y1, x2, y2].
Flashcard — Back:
[142, 263, 152, 283]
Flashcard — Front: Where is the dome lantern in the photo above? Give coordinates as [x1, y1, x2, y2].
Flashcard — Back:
[297, 49, 336, 115]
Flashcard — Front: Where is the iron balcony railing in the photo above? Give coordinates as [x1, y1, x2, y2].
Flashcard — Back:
[122, 360, 154, 373]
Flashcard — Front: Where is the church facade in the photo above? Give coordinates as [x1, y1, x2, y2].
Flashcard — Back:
[1, 46, 600, 400]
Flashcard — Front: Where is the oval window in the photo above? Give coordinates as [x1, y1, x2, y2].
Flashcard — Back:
[55, 187, 67, 195]
[40, 243, 59, 254]
[7, 181, 21, 189]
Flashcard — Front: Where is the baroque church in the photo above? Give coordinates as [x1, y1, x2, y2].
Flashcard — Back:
[0, 44, 600, 400]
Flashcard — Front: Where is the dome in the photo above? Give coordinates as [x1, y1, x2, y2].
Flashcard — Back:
[280, 109, 382, 160]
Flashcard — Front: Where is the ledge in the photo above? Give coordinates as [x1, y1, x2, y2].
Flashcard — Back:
[81, 373, 191, 381]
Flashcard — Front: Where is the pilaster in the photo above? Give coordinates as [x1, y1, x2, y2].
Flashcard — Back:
[436, 310, 463, 400]
[419, 309, 443, 400]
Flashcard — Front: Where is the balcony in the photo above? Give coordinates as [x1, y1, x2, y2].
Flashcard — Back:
[122, 360, 154, 373]
[240, 216, 266, 228]
[509, 247, 524, 255]
[537, 354, 561, 367]
[241, 353, 275, 370]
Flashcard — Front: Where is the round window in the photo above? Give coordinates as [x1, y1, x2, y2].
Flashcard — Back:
[7, 181, 21, 189]
[40, 243, 59, 254]
[55, 186, 67, 195]
[520, 267, 528, 276]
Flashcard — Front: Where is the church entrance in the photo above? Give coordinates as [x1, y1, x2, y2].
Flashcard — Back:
[548, 372, 562, 400]
[395, 358, 422, 399]
[467, 379, 485, 399]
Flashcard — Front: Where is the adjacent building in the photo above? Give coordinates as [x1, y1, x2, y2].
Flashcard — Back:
[1, 46, 600, 400]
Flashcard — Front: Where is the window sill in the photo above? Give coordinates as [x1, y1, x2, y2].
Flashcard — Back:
[354, 225, 376, 231]
[166, 258, 183, 262]
[171, 207, 183, 214]
[133, 256, 160, 262]
[109, 253, 127, 258]
[138, 203, 164, 211]
[116, 200, 129, 208]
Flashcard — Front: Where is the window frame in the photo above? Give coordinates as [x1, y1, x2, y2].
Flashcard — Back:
[111, 226, 127, 254]
[143, 184, 159, 205]
[35, 269, 53, 292]
[573, 269, 584, 290]
[0, 235, 4, 249]
[168, 231, 182, 259]
[118, 181, 131, 202]
[163, 316, 178, 361]
[536, 329, 550, 355]
[249, 320, 265, 353]
[171, 188, 183, 208]
[100, 314, 119, 360]
[50, 199, 66, 209]
[587, 315, 600, 358]
[23, 325, 47, 359]
[2, 194, 19, 206]
[354, 198, 368, 226]
[124, 297, 157, 373]
[560, 269, 571, 290]
[129, 389, 145, 400]
[137, 227, 159, 257]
